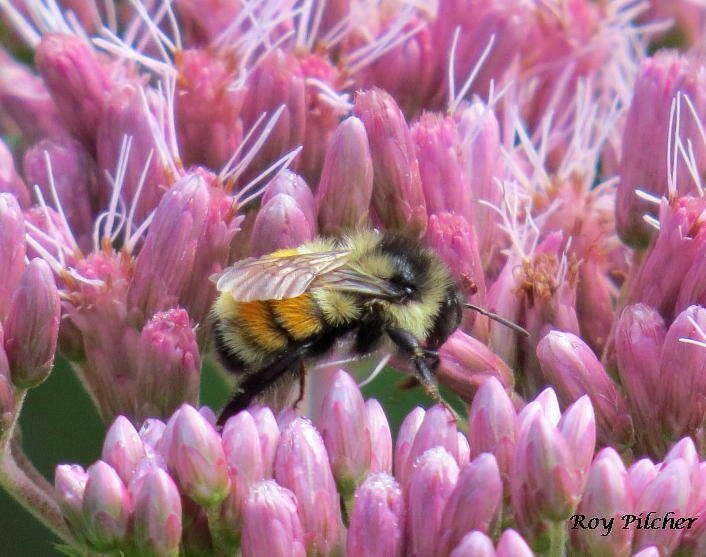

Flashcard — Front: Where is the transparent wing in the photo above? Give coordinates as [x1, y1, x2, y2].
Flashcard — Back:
[213, 251, 404, 302]
[312, 267, 401, 299]
[213, 250, 352, 302]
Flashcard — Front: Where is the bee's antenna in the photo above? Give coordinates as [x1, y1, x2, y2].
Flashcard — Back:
[464, 303, 530, 337]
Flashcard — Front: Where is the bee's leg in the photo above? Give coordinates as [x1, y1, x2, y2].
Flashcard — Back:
[294, 362, 307, 409]
[386, 328, 460, 423]
[217, 354, 304, 427]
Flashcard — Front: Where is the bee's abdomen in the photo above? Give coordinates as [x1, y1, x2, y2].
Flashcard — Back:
[267, 295, 324, 340]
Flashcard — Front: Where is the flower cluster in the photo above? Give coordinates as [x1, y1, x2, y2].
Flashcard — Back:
[53, 370, 706, 555]
[0, 0, 705, 555]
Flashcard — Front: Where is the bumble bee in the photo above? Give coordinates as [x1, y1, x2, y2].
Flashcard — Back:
[211, 230, 525, 425]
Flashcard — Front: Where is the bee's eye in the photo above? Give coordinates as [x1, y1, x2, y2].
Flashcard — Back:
[402, 285, 415, 297]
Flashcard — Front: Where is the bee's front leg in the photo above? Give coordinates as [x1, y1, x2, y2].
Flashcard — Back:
[386, 328, 459, 423]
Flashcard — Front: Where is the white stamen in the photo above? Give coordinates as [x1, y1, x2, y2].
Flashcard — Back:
[449, 32, 496, 114]
[237, 146, 303, 207]
[102, 135, 132, 243]
[642, 213, 661, 230]
[0, 1, 41, 46]
[42, 151, 74, 245]
[220, 105, 286, 184]
[33, 185, 65, 266]
[358, 353, 392, 388]
[124, 149, 154, 252]
[305, 78, 353, 112]
[634, 189, 662, 204]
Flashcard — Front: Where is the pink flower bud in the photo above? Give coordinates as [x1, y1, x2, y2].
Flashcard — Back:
[23, 137, 95, 245]
[4, 258, 60, 388]
[82, 461, 131, 551]
[357, 22, 435, 115]
[0, 140, 29, 207]
[455, 101, 503, 264]
[394, 406, 425, 486]
[132, 467, 182, 557]
[407, 405, 461, 476]
[55, 464, 88, 534]
[660, 305, 706, 438]
[468, 376, 517, 482]
[558, 396, 596, 484]
[615, 304, 666, 452]
[35, 34, 113, 145]
[239, 49, 306, 184]
[241, 480, 306, 557]
[199, 406, 216, 426]
[485, 257, 523, 366]
[628, 197, 706, 320]
[628, 458, 659, 500]
[537, 330, 632, 445]
[457, 432, 470, 467]
[317, 369, 371, 490]
[250, 193, 315, 257]
[353, 88, 427, 234]
[365, 399, 392, 474]
[274, 418, 343, 554]
[438, 453, 503, 555]
[262, 170, 316, 230]
[347, 473, 404, 557]
[407, 447, 459, 557]
[529, 388, 561, 427]
[632, 547, 660, 557]
[573, 447, 633, 556]
[96, 84, 172, 223]
[0, 193, 25, 321]
[0, 53, 65, 142]
[663, 437, 699, 472]
[633, 459, 692, 554]
[139, 418, 167, 454]
[438, 330, 514, 402]
[412, 114, 473, 221]
[174, 0, 240, 44]
[163, 404, 230, 506]
[179, 177, 239, 327]
[135, 309, 200, 420]
[425, 213, 486, 311]
[433, 0, 530, 105]
[511, 410, 581, 536]
[617, 53, 706, 247]
[449, 531, 495, 557]
[127, 173, 210, 325]
[316, 116, 373, 235]
[496, 529, 534, 557]
[175, 48, 244, 169]
[248, 405, 280, 477]
[220, 411, 264, 535]
[23, 205, 76, 265]
[101, 415, 146, 485]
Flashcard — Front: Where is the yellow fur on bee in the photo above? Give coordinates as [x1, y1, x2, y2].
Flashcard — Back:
[237, 300, 289, 351]
[270, 294, 323, 339]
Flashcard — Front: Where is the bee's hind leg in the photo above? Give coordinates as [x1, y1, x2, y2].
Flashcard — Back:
[217, 353, 304, 427]
[386, 327, 462, 424]
[294, 362, 307, 409]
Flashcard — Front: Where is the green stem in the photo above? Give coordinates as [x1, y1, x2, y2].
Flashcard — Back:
[205, 505, 231, 556]
[545, 520, 568, 557]
[0, 390, 77, 547]
[10, 435, 54, 497]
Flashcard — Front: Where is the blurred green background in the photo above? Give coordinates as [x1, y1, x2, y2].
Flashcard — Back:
[0, 355, 454, 555]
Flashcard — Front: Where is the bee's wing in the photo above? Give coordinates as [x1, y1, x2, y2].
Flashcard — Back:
[213, 250, 352, 301]
[312, 267, 402, 299]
